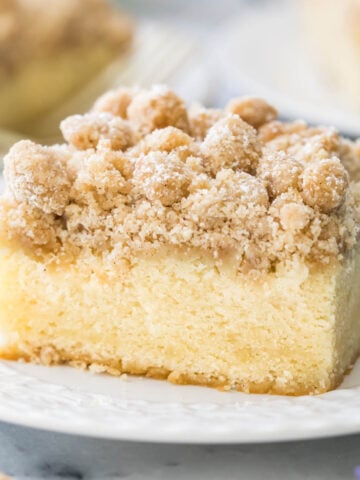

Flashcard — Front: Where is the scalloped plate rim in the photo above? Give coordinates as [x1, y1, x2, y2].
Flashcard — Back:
[1, 361, 360, 443]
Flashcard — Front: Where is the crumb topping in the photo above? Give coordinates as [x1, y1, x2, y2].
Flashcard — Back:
[61, 112, 134, 151]
[126, 85, 190, 136]
[2, 85, 360, 273]
[93, 86, 137, 118]
[226, 96, 278, 129]
[300, 157, 348, 212]
[188, 104, 223, 140]
[4, 141, 71, 215]
[201, 114, 260, 175]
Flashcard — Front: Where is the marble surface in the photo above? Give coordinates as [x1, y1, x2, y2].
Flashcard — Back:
[0, 422, 359, 479]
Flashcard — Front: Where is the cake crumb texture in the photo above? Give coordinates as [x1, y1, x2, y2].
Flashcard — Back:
[2, 85, 360, 274]
[1, 245, 360, 395]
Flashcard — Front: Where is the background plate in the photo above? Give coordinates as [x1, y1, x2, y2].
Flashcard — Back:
[216, 0, 360, 137]
[1, 359, 360, 443]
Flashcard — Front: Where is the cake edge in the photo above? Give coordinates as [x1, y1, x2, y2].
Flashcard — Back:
[0, 344, 350, 396]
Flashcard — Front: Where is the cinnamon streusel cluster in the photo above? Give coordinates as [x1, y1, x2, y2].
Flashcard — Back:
[2, 85, 360, 272]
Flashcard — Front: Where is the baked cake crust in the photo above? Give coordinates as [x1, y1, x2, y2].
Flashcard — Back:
[1, 86, 360, 395]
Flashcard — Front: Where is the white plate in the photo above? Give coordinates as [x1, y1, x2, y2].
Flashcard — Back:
[216, 1, 360, 137]
[1, 359, 360, 443]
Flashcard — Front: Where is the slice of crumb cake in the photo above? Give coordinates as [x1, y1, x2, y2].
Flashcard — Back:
[0, 86, 359, 395]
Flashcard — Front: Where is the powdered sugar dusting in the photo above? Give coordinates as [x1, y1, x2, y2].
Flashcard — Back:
[1, 85, 360, 273]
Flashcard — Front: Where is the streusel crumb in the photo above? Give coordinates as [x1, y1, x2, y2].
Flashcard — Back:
[258, 149, 303, 198]
[301, 157, 348, 212]
[60, 112, 134, 151]
[92, 87, 139, 118]
[2, 86, 360, 273]
[127, 85, 189, 136]
[188, 105, 223, 140]
[133, 151, 191, 206]
[135, 127, 194, 158]
[226, 96, 278, 129]
[201, 114, 260, 174]
[4, 140, 71, 215]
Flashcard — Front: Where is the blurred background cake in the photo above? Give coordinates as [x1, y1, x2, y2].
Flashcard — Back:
[0, 0, 133, 136]
[300, 0, 360, 111]
[1, 0, 359, 151]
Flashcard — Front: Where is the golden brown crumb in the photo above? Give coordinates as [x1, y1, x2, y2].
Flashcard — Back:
[183, 169, 268, 231]
[71, 147, 131, 210]
[0, 196, 57, 249]
[258, 149, 303, 198]
[301, 157, 348, 212]
[127, 85, 189, 135]
[62, 202, 111, 252]
[89, 362, 122, 376]
[214, 169, 269, 208]
[92, 87, 138, 118]
[271, 191, 312, 232]
[60, 112, 134, 151]
[258, 120, 307, 143]
[135, 127, 195, 159]
[279, 202, 311, 232]
[226, 96, 278, 128]
[188, 105, 223, 140]
[39, 345, 61, 366]
[1, 87, 360, 273]
[259, 121, 340, 165]
[133, 151, 191, 206]
[4, 140, 71, 215]
[201, 114, 261, 175]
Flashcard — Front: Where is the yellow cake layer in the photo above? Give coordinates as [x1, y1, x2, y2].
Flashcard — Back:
[0, 238, 359, 396]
